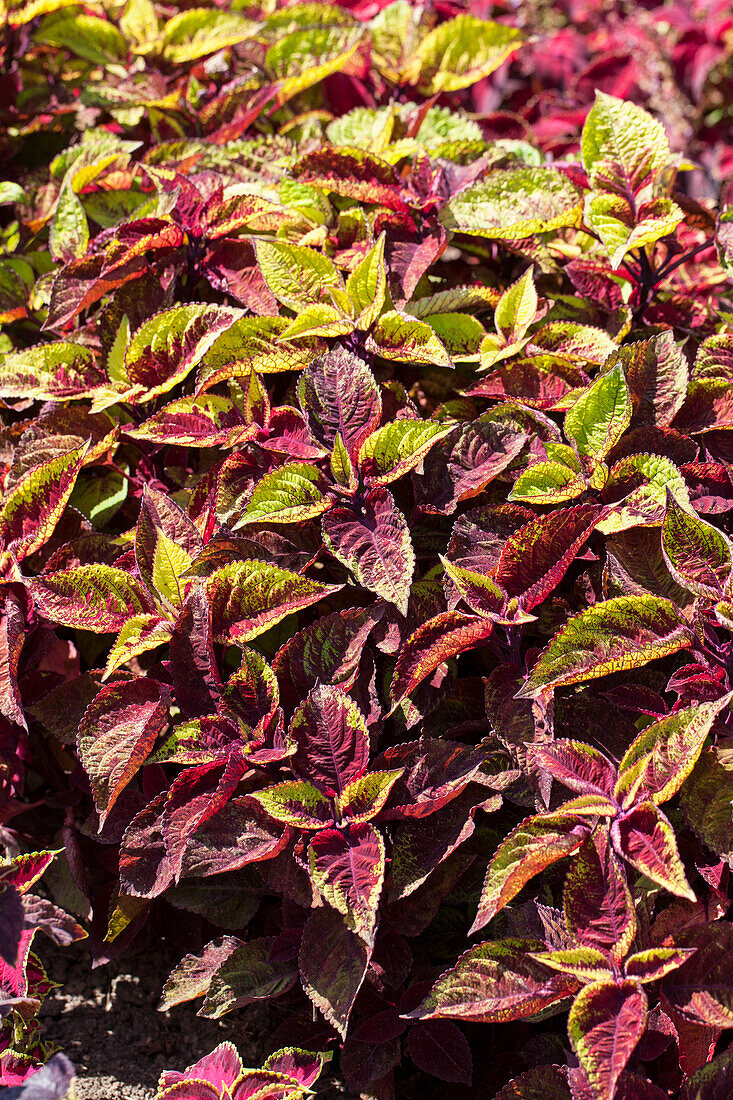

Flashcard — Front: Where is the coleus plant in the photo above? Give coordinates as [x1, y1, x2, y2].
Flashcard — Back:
[2, 0, 733, 1097]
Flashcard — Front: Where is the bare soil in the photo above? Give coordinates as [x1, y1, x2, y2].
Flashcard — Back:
[39, 940, 261, 1100]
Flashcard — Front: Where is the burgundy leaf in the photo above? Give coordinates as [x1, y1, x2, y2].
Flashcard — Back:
[407, 1019, 473, 1085]
[290, 685, 370, 796]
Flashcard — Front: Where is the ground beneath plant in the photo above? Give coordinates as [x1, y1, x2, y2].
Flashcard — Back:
[40, 941, 353, 1100]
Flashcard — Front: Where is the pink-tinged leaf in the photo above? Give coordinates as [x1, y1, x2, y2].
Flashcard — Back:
[181, 797, 288, 878]
[0, 340, 106, 400]
[291, 148, 407, 212]
[289, 685, 369, 796]
[391, 611, 494, 704]
[0, 886, 23, 967]
[471, 814, 590, 935]
[77, 679, 170, 827]
[159, 936, 243, 1010]
[156, 1079, 219, 1100]
[297, 346, 381, 460]
[123, 303, 244, 403]
[206, 560, 342, 644]
[407, 1020, 472, 1086]
[0, 926, 35, 999]
[0, 851, 58, 896]
[389, 788, 498, 901]
[273, 605, 383, 714]
[224, 648, 279, 734]
[414, 419, 528, 514]
[322, 488, 414, 615]
[119, 792, 174, 898]
[612, 802, 696, 900]
[564, 833, 636, 964]
[158, 1040, 243, 1093]
[169, 589, 223, 720]
[615, 693, 732, 808]
[662, 923, 733, 1029]
[199, 937, 298, 1019]
[406, 937, 578, 1023]
[163, 755, 249, 879]
[531, 740, 617, 798]
[519, 596, 692, 698]
[0, 592, 27, 728]
[568, 980, 648, 1100]
[308, 823, 385, 943]
[447, 503, 537, 579]
[247, 780, 333, 830]
[135, 486, 202, 581]
[374, 739, 486, 820]
[28, 566, 156, 633]
[299, 906, 370, 1038]
[262, 1048, 329, 1089]
[0, 445, 86, 562]
[493, 504, 605, 611]
[337, 770, 404, 824]
[625, 948, 697, 984]
[387, 226, 447, 305]
[661, 490, 732, 599]
[488, 1065, 571, 1100]
[128, 393, 254, 447]
[46, 222, 185, 329]
[610, 333, 688, 429]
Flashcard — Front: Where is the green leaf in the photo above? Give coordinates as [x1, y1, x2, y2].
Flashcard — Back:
[564, 362, 632, 462]
[527, 947, 612, 983]
[248, 780, 332, 830]
[206, 560, 342, 644]
[494, 269, 538, 343]
[424, 312, 486, 361]
[266, 25, 365, 108]
[519, 595, 691, 697]
[197, 317, 323, 392]
[161, 8, 255, 63]
[0, 183, 27, 205]
[508, 461, 585, 505]
[599, 453, 692, 535]
[0, 444, 86, 561]
[152, 531, 193, 608]
[103, 614, 172, 680]
[346, 233, 387, 329]
[441, 167, 582, 239]
[368, 310, 453, 367]
[581, 91, 671, 195]
[680, 747, 733, 865]
[584, 192, 683, 270]
[279, 303, 354, 340]
[412, 15, 523, 94]
[614, 693, 732, 808]
[662, 491, 732, 598]
[37, 10, 128, 65]
[357, 419, 450, 486]
[337, 769, 404, 824]
[471, 813, 588, 933]
[235, 464, 332, 527]
[49, 178, 89, 263]
[256, 240, 342, 313]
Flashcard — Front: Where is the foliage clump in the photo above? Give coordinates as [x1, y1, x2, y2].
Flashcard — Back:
[2, 0, 733, 1096]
